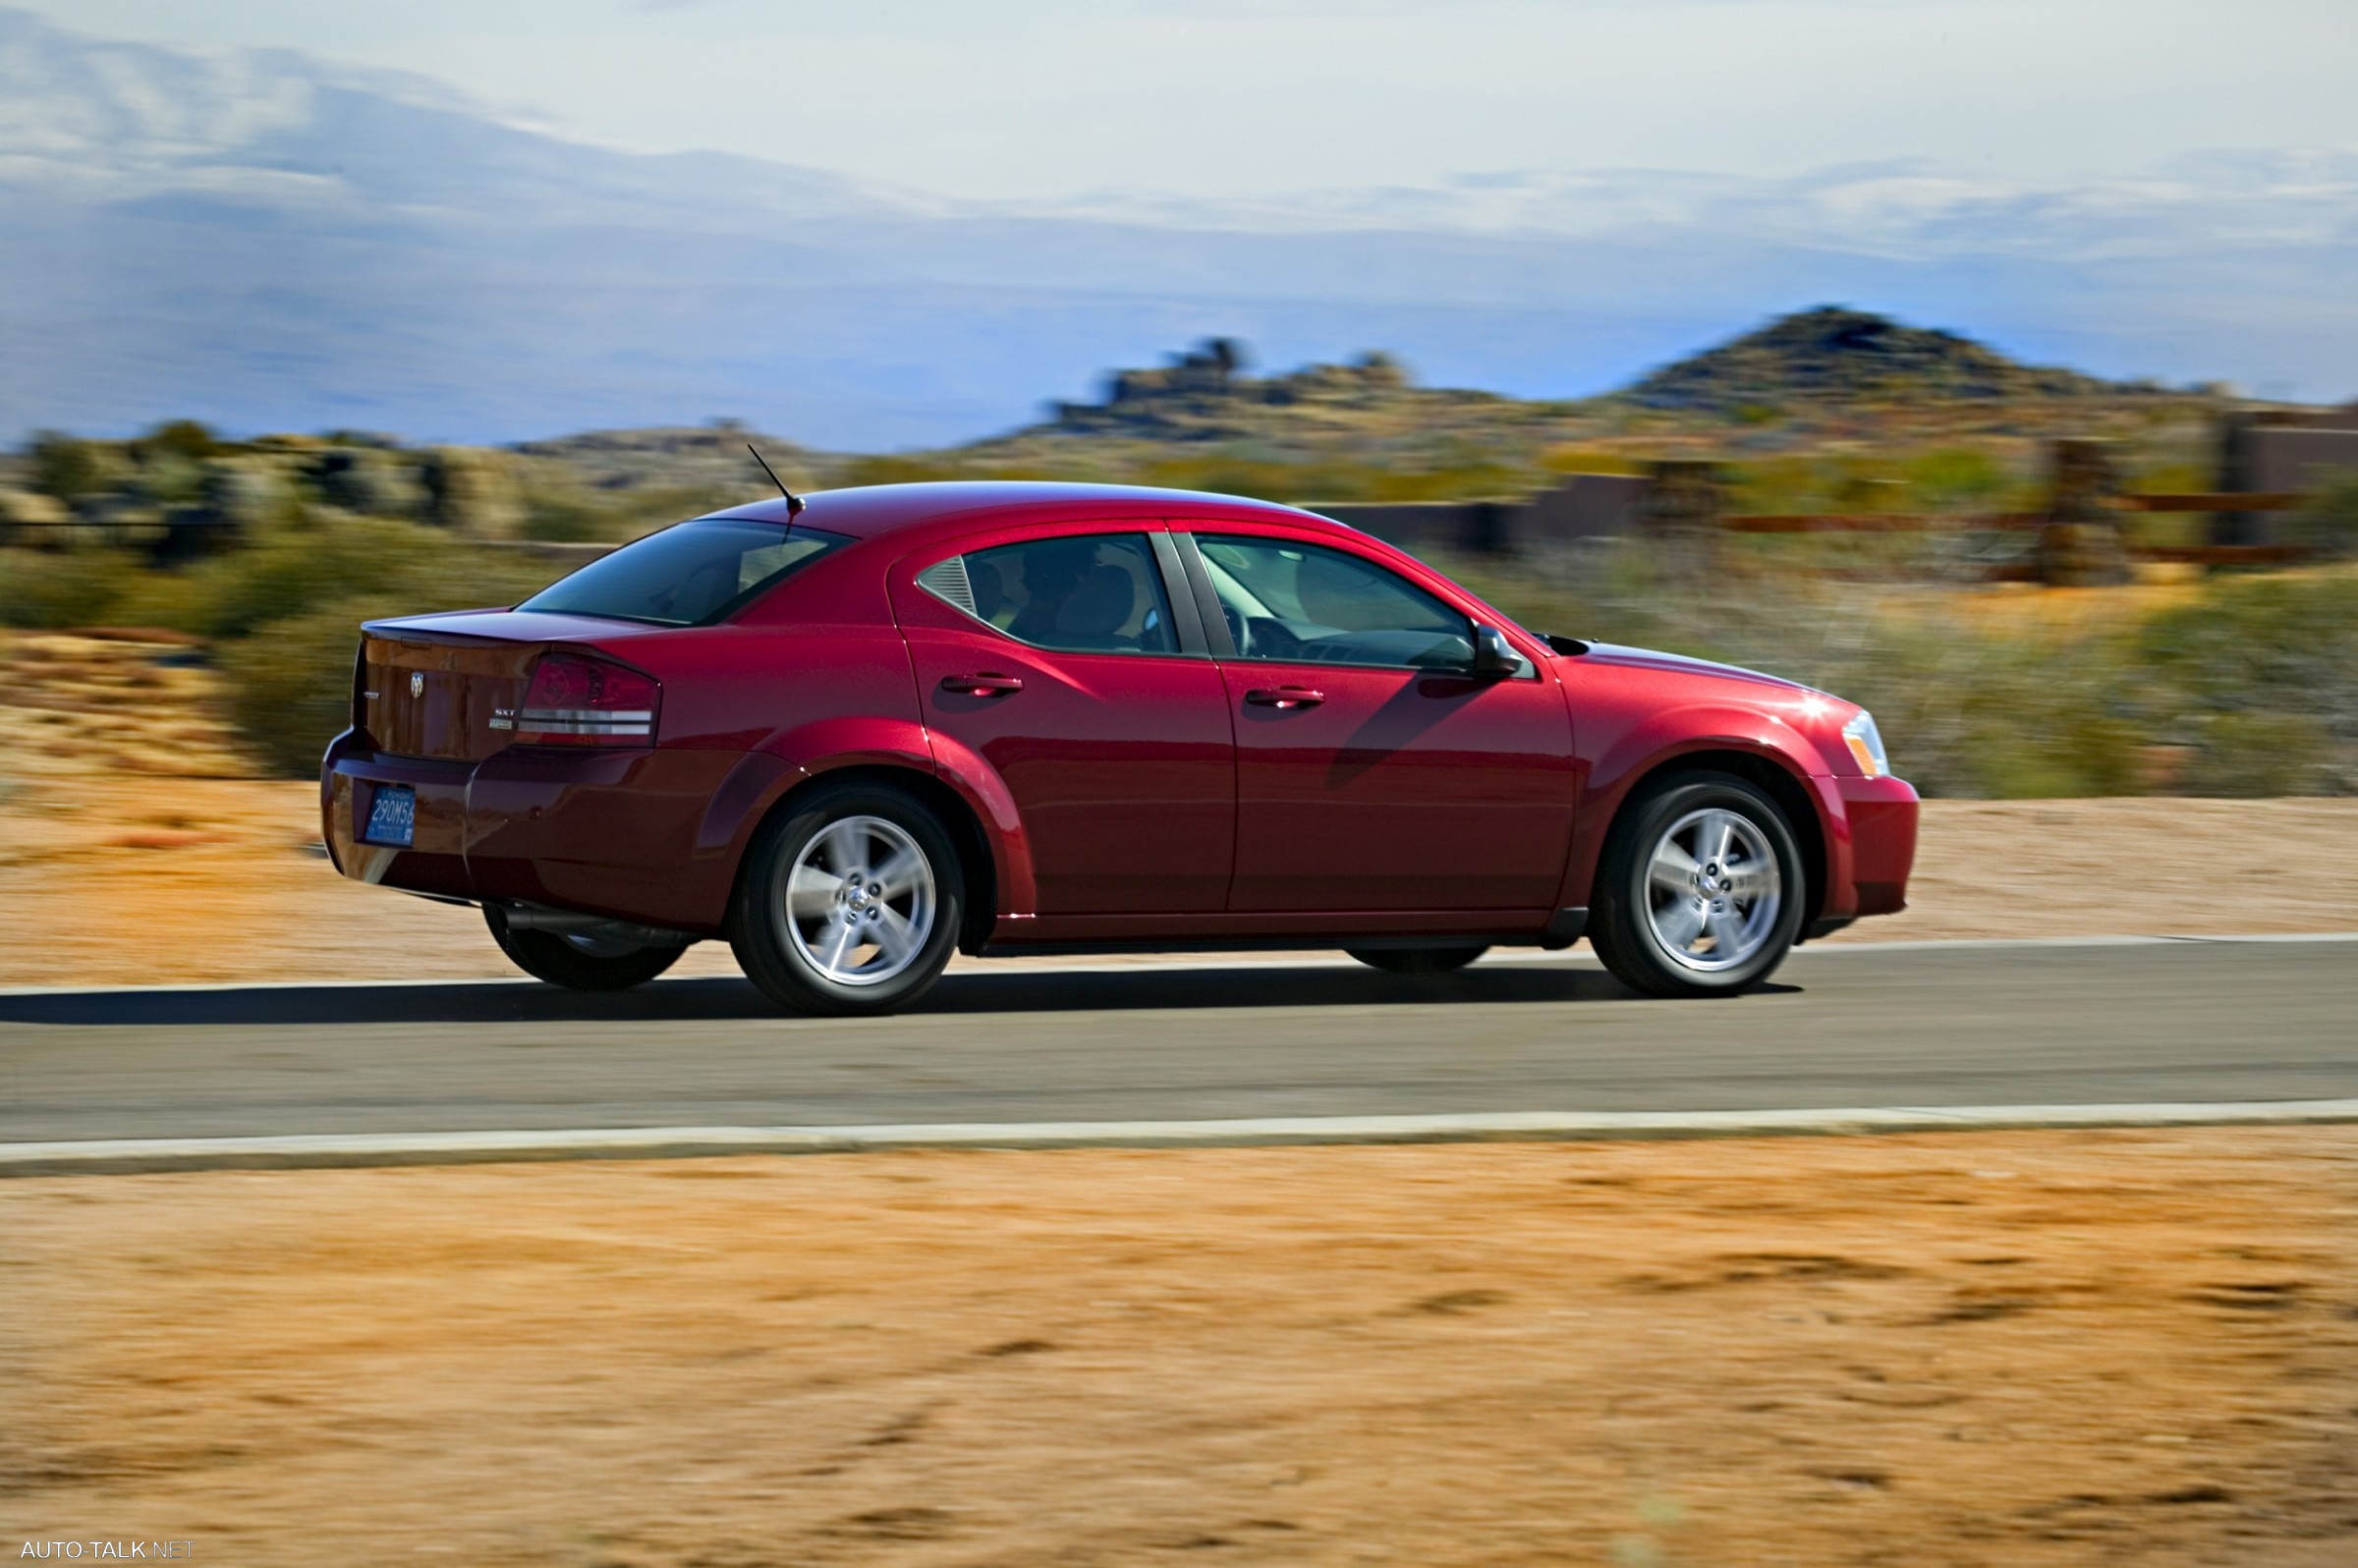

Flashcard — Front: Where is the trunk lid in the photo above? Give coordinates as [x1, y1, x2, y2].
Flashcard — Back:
[360, 610, 658, 762]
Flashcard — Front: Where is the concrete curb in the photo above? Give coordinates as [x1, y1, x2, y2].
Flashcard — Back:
[7, 1100, 2357, 1176]
[3, 931, 2355, 998]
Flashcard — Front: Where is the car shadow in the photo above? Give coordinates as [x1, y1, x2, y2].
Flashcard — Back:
[0, 964, 1798, 1029]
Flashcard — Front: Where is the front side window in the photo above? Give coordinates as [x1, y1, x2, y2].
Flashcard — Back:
[920, 533, 1177, 656]
[1195, 534, 1474, 669]
[520, 520, 851, 627]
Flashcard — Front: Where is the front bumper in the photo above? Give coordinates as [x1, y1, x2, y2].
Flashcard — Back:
[1814, 771, 1920, 924]
[320, 731, 752, 931]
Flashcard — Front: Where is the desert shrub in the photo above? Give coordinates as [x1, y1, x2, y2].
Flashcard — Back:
[24, 519, 555, 772]
[176, 518, 555, 640]
[305, 447, 427, 518]
[214, 538, 561, 774]
[106, 564, 234, 633]
[1539, 446, 1645, 476]
[2280, 471, 2358, 561]
[2141, 568, 2358, 794]
[519, 489, 618, 542]
[2171, 711, 2336, 797]
[131, 419, 222, 465]
[217, 600, 383, 776]
[834, 454, 974, 487]
[1802, 621, 2147, 799]
[204, 529, 559, 774]
[28, 432, 115, 500]
[516, 481, 739, 543]
[1444, 543, 2149, 798]
[1904, 447, 2009, 510]
[0, 545, 144, 628]
[1130, 454, 1522, 505]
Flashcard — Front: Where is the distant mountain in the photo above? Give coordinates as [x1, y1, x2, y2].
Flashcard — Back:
[1627, 308, 2132, 412]
[3, 7, 2354, 449]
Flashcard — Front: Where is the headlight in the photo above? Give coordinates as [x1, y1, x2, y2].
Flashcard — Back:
[1841, 710, 1889, 778]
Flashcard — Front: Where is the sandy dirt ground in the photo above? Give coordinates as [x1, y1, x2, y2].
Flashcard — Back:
[9, 633, 2358, 1567]
[6, 631, 2358, 987]
[6, 1130, 2358, 1566]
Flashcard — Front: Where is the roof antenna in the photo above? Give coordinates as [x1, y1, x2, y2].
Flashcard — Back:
[746, 442, 804, 517]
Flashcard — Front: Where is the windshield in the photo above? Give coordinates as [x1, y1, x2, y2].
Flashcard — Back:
[519, 520, 851, 626]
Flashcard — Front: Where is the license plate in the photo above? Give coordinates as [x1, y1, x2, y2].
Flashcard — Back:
[364, 784, 416, 848]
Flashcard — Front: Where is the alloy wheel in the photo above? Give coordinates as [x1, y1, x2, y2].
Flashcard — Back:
[781, 814, 938, 986]
[1642, 807, 1783, 973]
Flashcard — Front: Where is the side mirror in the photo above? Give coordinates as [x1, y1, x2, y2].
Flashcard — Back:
[1470, 624, 1519, 678]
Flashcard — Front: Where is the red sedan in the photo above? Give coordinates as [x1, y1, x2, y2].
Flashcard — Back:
[321, 482, 1917, 1013]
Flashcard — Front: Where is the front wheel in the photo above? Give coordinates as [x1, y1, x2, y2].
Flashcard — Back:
[730, 782, 964, 1016]
[1589, 773, 1804, 998]
[484, 906, 686, 991]
[1345, 945, 1488, 975]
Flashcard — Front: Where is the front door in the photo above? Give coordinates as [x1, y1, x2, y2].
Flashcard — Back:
[893, 527, 1235, 915]
[1183, 530, 1577, 914]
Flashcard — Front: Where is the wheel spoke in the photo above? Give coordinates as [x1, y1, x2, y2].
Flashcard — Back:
[872, 844, 926, 900]
[1706, 904, 1748, 958]
[817, 819, 870, 881]
[786, 862, 838, 919]
[1724, 860, 1774, 899]
[870, 906, 919, 966]
[1649, 840, 1700, 893]
[817, 918, 861, 976]
[1694, 811, 1734, 868]
[1654, 896, 1706, 951]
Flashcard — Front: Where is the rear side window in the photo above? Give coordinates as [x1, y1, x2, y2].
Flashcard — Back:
[920, 533, 1176, 656]
[519, 520, 851, 626]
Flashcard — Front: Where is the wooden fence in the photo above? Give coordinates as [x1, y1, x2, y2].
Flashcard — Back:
[1720, 495, 2312, 565]
[1695, 439, 2327, 583]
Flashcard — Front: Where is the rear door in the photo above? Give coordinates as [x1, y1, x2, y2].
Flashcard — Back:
[1178, 528, 1577, 915]
[891, 525, 1236, 915]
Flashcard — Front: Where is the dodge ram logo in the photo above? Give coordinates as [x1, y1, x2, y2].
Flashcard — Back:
[410, 672, 424, 698]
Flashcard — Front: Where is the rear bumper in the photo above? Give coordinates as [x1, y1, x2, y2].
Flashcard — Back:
[320, 731, 753, 931]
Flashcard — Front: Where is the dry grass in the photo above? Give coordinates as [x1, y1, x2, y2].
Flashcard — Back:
[0, 630, 253, 781]
[6, 631, 2358, 987]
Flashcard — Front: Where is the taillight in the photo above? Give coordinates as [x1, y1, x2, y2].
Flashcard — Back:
[498, 653, 659, 746]
[351, 639, 369, 733]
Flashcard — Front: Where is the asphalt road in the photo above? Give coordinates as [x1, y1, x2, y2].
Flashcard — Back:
[2, 938, 2353, 1146]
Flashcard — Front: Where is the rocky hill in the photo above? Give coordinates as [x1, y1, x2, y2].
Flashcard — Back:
[3, 317, 2221, 544]
[1625, 308, 2139, 413]
[1036, 339, 1514, 444]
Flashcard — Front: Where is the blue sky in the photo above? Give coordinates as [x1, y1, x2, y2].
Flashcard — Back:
[23, 0, 2358, 202]
[5, 2, 2355, 443]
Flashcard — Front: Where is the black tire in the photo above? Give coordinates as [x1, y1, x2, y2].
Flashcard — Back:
[730, 780, 964, 1017]
[483, 906, 686, 991]
[1345, 945, 1489, 975]
[1589, 772, 1805, 999]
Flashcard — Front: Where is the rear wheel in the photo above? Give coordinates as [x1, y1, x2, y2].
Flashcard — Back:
[1590, 773, 1804, 998]
[1345, 945, 1488, 976]
[483, 906, 686, 991]
[731, 781, 964, 1016]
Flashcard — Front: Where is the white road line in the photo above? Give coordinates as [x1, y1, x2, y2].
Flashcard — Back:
[6, 1101, 2357, 1176]
[3, 931, 2355, 997]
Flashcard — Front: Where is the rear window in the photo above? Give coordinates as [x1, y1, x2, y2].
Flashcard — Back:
[519, 520, 852, 626]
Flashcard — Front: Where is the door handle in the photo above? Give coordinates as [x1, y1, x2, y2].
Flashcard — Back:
[1245, 686, 1324, 709]
[941, 673, 1024, 697]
